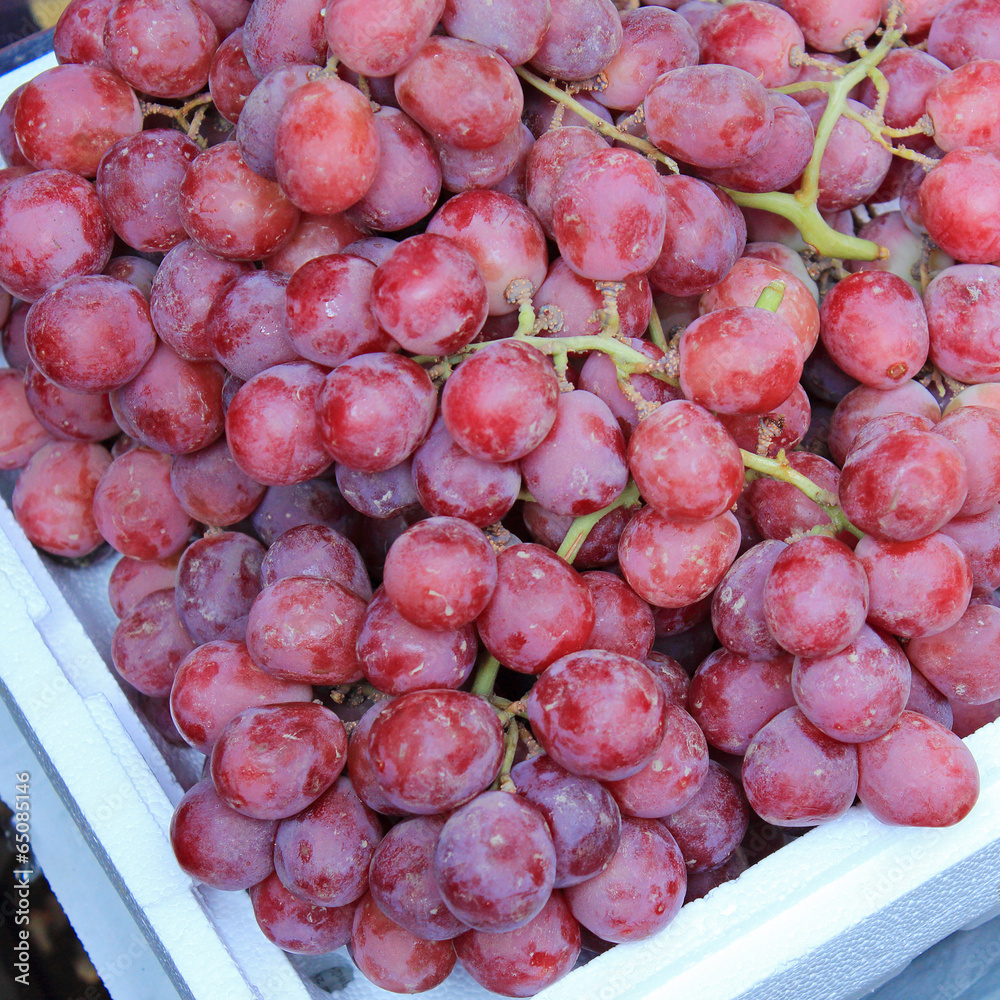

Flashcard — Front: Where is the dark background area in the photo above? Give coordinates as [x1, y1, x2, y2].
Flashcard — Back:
[0, 803, 111, 1000]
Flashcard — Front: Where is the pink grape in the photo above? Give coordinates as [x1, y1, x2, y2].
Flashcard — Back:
[711, 540, 788, 661]
[627, 399, 744, 522]
[348, 107, 442, 232]
[169, 778, 276, 891]
[249, 873, 356, 955]
[245, 575, 367, 684]
[679, 306, 804, 415]
[618, 506, 741, 608]
[907, 603, 1000, 705]
[368, 815, 468, 941]
[350, 893, 456, 993]
[510, 755, 622, 889]
[12, 441, 111, 558]
[103, 0, 219, 99]
[819, 270, 930, 389]
[764, 535, 870, 659]
[644, 64, 773, 170]
[525, 648, 667, 781]
[315, 353, 436, 474]
[382, 516, 497, 630]
[440, 0, 552, 67]
[324, 0, 444, 77]
[356, 586, 477, 694]
[225, 362, 332, 487]
[583, 571, 655, 661]
[856, 711, 979, 826]
[273, 776, 383, 907]
[434, 791, 556, 933]
[563, 817, 686, 944]
[275, 77, 380, 216]
[411, 416, 522, 527]
[370, 233, 489, 355]
[454, 892, 581, 998]
[687, 647, 796, 755]
[742, 707, 859, 826]
[92, 446, 195, 559]
[210, 702, 347, 819]
[14, 64, 142, 177]
[25, 273, 156, 394]
[477, 543, 595, 675]
[180, 142, 300, 261]
[918, 147, 1000, 264]
[395, 36, 523, 150]
[662, 760, 750, 874]
[441, 340, 558, 463]
[791, 625, 911, 743]
[855, 532, 973, 638]
[528, 0, 622, 81]
[520, 389, 628, 517]
[169, 639, 312, 753]
[551, 148, 667, 281]
[174, 531, 265, 642]
[425, 189, 548, 315]
[368, 689, 504, 814]
[603, 702, 710, 819]
[111, 588, 195, 698]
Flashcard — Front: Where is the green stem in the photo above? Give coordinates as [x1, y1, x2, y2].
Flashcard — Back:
[522, 333, 677, 382]
[556, 481, 642, 564]
[647, 304, 668, 352]
[740, 450, 864, 539]
[471, 652, 502, 698]
[798, 22, 903, 204]
[724, 190, 884, 261]
[515, 299, 536, 337]
[727, 20, 904, 262]
[515, 65, 678, 172]
[754, 280, 786, 313]
[420, 331, 681, 384]
[493, 716, 521, 792]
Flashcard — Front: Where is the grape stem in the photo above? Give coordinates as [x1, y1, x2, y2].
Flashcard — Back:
[140, 93, 214, 147]
[416, 331, 680, 386]
[514, 65, 679, 172]
[471, 651, 502, 698]
[494, 716, 521, 793]
[647, 305, 668, 352]
[723, 15, 910, 262]
[556, 480, 642, 564]
[740, 449, 864, 539]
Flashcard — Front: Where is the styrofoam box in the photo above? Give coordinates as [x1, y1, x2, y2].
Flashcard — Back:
[2, 51, 1000, 1000]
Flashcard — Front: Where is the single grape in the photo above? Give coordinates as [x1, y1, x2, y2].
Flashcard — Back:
[210, 702, 347, 819]
[350, 892, 457, 993]
[563, 817, 686, 943]
[477, 543, 595, 675]
[249, 872, 356, 955]
[367, 689, 504, 814]
[526, 648, 667, 781]
[169, 778, 277, 891]
[510, 755, 622, 889]
[273, 776, 383, 907]
[169, 638, 312, 753]
[856, 711, 979, 826]
[434, 791, 556, 933]
[742, 707, 859, 826]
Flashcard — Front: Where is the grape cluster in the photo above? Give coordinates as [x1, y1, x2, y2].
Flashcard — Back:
[2, 0, 1000, 994]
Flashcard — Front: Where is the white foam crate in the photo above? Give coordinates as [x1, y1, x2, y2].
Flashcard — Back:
[2, 49, 1000, 1000]
[2, 475, 999, 1000]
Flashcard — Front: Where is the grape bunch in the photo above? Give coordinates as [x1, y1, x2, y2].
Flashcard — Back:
[1, 0, 1000, 994]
